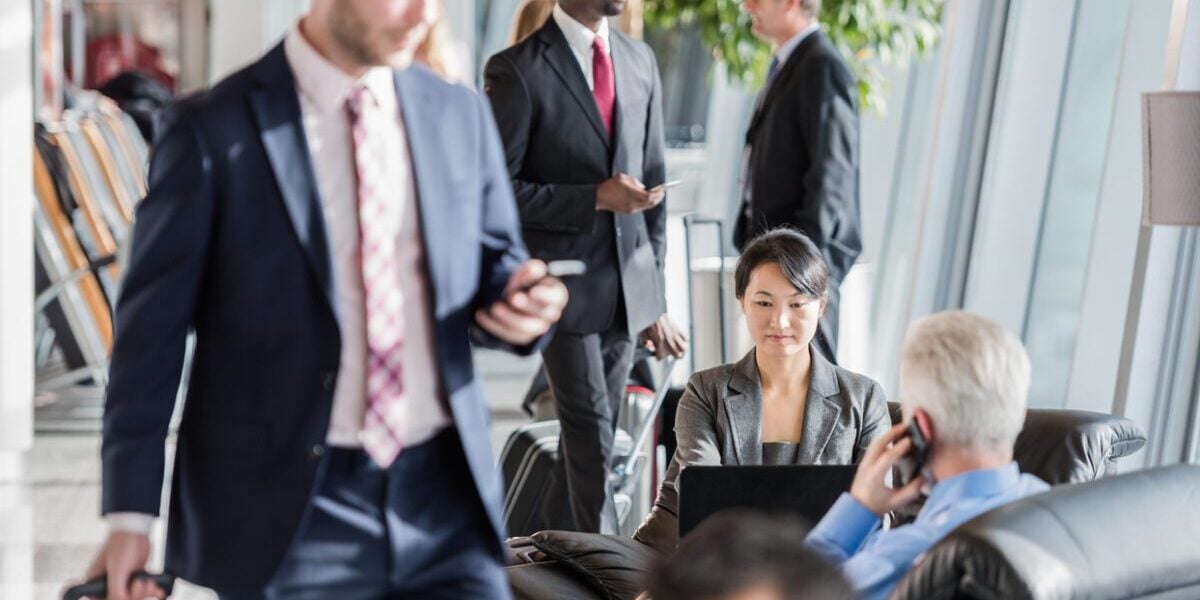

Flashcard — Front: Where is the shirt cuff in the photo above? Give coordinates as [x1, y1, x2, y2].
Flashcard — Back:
[106, 512, 155, 535]
[808, 492, 881, 554]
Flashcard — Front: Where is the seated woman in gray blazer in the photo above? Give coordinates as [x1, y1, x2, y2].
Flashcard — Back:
[633, 229, 892, 553]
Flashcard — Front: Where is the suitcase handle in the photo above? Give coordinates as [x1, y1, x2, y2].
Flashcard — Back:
[614, 356, 678, 495]
[62, 572, 175, 600]
[682, 215, 729, 373]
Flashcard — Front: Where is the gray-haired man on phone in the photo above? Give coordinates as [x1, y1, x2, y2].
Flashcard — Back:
[805, 311, 1048, 600]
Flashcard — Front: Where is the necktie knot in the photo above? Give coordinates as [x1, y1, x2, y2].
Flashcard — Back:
[592, 35, 607, 54]
[345, 84, 370, 118]
[766, 56, 781, 84]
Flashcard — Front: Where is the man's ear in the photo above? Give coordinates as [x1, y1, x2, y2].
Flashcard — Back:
[913, 408, 935, 446]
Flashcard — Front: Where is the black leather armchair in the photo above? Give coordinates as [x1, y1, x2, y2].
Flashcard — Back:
[507, 408, 1147, 600]
[891, 464, 1200, 599]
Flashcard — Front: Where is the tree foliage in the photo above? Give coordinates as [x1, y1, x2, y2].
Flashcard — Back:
[643, 0, 945, 113]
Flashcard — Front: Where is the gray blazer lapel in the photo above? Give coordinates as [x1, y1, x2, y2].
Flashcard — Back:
[722, 350, 763, 466]
[799, 346, 843, 463]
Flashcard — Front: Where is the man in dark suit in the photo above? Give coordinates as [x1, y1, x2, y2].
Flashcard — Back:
[734, 0, 860, 363]
[484, 0, 684, 534]
[84, 0, 566, 598]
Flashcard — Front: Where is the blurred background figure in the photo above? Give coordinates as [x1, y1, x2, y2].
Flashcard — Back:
[414, 0, 471, 82]
[644, 511, 856, 600]
[507, 0, 555, 46]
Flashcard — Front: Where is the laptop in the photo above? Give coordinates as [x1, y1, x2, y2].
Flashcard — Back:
[677, 465, 857, 538]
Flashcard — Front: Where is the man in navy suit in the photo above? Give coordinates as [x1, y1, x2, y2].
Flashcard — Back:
[83, 0, 566, 598]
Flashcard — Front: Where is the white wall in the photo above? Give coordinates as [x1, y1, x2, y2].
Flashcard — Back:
[0, 0, 35, 461]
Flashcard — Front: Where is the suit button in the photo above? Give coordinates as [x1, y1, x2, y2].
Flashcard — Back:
[615, 226, 622, 237]
[310, 444, 325, 460]
[321, 372, 335, 391]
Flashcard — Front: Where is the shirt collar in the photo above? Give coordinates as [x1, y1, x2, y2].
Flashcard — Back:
[553, 4, 611, 55]
[284, 23, 397, 115]
[774, 21, 820, 68]
[920, 462, 1022, 517]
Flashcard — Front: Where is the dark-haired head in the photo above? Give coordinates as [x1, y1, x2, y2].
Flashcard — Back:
[735, 229, 829, 357]
[735, 228, 828, 302]
[645, 510, 855, 600]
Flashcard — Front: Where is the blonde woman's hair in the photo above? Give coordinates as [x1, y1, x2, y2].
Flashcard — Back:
[899, 310, 1031, 452]
[508, 0, 555, 46]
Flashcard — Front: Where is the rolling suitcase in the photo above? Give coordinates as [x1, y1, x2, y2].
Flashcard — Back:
[500, 357, 676, 537]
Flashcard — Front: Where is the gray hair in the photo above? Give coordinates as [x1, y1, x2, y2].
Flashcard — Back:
[800, 0, 821, 18]
[898, 311, 1030, 451]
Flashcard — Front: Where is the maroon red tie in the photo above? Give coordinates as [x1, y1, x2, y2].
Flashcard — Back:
[592, 37, 615, 137]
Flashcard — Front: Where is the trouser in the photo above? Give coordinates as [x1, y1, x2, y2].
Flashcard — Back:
[538, 308, 636, 534]
[815, 283, 840, 364]
[219, 429, 507, 600]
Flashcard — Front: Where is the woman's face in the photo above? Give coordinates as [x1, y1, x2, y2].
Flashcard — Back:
[740, 262, 824, 358]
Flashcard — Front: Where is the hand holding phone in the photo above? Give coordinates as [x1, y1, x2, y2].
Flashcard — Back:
[513, 260, 587, 294]
[849, 423, 929, 516]
[893, 419, 929, 486]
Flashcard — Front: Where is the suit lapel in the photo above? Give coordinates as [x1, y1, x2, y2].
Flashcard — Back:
[609, 31, 637, 169]
[249, 43, 339, 321]
[746, 30, 825, 145]
[537, 20, 611, 149]
[394, 69, 444, 312]
[723, 350, 763, 466]
[798, 346, 843, 463]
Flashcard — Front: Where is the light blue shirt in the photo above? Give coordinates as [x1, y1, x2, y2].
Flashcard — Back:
[806, 463, 1050, 600]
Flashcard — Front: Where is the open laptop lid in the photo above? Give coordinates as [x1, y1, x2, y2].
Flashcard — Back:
[678, 465, 857, 539]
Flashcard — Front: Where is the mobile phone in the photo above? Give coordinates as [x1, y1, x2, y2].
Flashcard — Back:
[894, 419, 929, 486]
[652, 179, 683, 191]
[515, 260, 587, 293]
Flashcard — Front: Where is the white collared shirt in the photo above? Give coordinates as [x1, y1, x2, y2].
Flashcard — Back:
[283, 24, 449, 450]
[552, 3, 612, 91]
[773, 22, 820, 73]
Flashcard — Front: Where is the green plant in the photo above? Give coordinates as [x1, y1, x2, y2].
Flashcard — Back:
[643, 0, 945, 113]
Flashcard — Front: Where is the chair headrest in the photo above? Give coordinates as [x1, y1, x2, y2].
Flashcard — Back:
[887, 402, 1146, 485]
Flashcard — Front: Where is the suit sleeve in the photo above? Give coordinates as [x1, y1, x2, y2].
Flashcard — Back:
[779, 56, 861, 284]
[632, 374, 721, 553]
[101, 101, 215, 516]
[641, 53, 669, 312]
[483, 52, 599, 235]
[470, 90, 550, 356]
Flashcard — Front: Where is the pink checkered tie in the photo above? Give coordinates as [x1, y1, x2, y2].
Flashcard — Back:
[346, 85, 405, 468]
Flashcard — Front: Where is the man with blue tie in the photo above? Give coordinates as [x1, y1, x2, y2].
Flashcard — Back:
[83, 0, 567, 598]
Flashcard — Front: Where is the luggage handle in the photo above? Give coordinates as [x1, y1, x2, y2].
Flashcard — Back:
[62, 572, 175, 600]
[614, 355, 678, 495]
[682, 215, 729, 374]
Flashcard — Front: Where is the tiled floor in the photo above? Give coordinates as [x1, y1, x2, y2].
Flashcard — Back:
[0, 349, 540, 599]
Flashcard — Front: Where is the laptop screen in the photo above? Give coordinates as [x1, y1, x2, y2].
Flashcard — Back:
[677, 465, 857, 539]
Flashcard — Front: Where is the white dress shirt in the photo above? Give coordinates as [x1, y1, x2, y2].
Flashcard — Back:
[108, 24, 450, 534]
[773, 22, 820, 74]
[552, 4, 612, 91]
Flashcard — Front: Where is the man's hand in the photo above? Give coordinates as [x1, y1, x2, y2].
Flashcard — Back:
[84, 531, 165, 600]
[849, 423, 926, 516]
[475, 259, 568, 346]
[640, 313, 688, 360]
[596, 173, 665, 214]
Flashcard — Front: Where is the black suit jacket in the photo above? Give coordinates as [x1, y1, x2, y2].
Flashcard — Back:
[484, 19, 667, 335]
[101, 44, 539, 594]
[735, 31, 861, 285]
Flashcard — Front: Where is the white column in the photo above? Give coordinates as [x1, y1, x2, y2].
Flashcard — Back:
[0, 0, 35, 462]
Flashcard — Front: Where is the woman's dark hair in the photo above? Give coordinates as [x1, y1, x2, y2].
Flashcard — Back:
[645, 510, 856, 600]
[734, 228, 828, 301]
